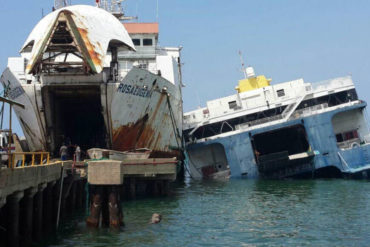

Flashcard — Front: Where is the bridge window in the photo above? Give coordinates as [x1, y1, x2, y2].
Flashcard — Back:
[143, 39, 153, 46]
[138, 63, 148, 69]
[132, 39, 141, 46]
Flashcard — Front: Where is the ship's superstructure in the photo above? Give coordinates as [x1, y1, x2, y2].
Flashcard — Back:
[1, 3, 183, 160]
[184, 67, 370, 179]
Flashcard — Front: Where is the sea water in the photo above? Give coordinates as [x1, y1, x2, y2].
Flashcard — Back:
[47, 179, 370, 247]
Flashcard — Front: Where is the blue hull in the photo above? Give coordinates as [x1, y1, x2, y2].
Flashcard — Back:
[187, 102, 370, 178]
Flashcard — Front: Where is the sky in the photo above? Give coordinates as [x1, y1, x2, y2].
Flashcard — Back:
[1, 0, 370, 135]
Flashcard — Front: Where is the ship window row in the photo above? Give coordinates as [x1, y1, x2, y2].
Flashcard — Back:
[132, 38, 154, 47]
[228, 101, 237, 109]
[277, 89, 285, 97]
[336, 130, 359, 143]
[185, 89, 358, 142]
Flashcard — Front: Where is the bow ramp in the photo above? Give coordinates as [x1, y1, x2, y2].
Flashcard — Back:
[22, 5, 135, 75]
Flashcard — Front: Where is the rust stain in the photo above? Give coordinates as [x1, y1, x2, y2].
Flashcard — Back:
[77, 28, 102, 69]
[152, 133, 161, 150]
[112, 114, 155, 151]
[26, 64, 32, 72]
[96, 41, 103, 51]
[112, 94, 166, 152]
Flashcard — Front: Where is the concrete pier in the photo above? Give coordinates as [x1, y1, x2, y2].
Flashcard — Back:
[87, 158, 178, 228]
[0, 161, 87, 247]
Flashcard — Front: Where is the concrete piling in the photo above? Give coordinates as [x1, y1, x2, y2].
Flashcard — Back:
[6, 191, 23, 247]
[86, 191, 102, 228]
[43, 182, 55, 234]
[0, 161, 88, 247]
[33, 184, 46, 242]
[86, 186, 123, 228]
[108, 189, 123, 228]
[20, 187, 37, 247]
[70, 182, 77, 212]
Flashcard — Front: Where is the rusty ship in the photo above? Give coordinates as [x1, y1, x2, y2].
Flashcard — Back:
[0, 1, 184, 161]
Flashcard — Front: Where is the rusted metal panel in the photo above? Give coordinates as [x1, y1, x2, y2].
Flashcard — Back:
[22, 5, 135, 74]
[110, 67, 183, 159]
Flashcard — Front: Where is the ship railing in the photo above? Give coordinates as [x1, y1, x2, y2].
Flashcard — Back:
[235, 115, 284, 130]
[311, 76, 353, 92]
[337, 138, 361, 150]
[282, 93, 308, 121]
[290, 103, 329, 119]
[363, 134, 370, 144]
[118, 47, 166, 57]
[7, 152, 50, 169]
[119, 67, 159, 75]
[235, 103, 330, 131]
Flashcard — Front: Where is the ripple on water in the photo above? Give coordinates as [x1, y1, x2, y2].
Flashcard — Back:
[47, 179, 370, 247]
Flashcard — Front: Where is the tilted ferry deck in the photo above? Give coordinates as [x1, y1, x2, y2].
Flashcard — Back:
[184, 67, 370, 179]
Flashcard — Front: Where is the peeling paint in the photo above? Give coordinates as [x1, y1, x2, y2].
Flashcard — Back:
[112, 93, 167, 152]
[22, 5, 134, 75]
[110, 68, 183, 160]
[77, 28, 102, 70]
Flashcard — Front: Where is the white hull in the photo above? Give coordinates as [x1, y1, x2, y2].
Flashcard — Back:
[1, 67, 183, 159]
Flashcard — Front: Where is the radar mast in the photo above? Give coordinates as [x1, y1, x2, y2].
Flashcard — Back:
[99, 0, 137, 21]
[54, 0, 70, 9]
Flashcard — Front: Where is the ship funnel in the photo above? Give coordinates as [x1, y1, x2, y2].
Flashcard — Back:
[246, 67, 255, 78]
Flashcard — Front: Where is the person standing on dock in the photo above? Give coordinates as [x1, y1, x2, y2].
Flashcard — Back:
[75, 145, 81, 162]
[60, 143, 68, 161]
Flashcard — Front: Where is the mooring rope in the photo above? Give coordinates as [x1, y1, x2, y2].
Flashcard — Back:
[165, 93, 193, 178]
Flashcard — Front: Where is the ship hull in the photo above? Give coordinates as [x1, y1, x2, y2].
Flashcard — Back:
[110, 67, 183, 158]
[1, 67, 183, 160]
[186, 102, 370, 179]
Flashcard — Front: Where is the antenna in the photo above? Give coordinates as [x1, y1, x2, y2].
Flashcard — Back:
[136, 0, 139, 22]
[196, 91, 201, 109]
[156, 0, 159, 22]
[238, 51, 247, 79]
